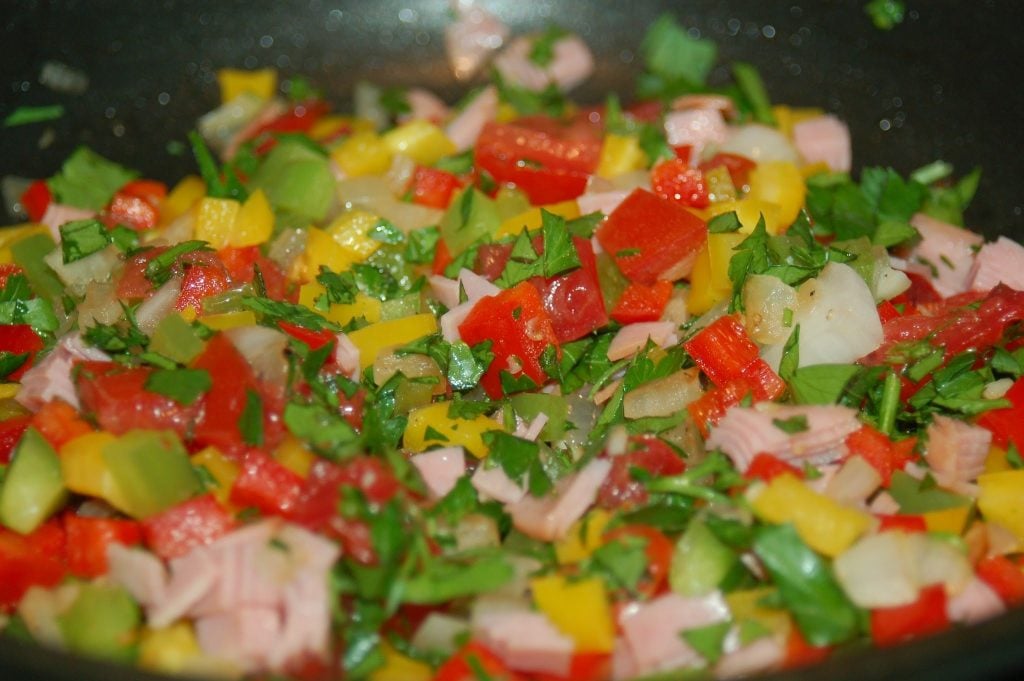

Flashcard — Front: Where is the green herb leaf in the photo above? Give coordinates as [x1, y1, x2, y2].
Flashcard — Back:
[239, 388, 264, 446]
[59, 219, 111, 264]
[708, 211, 743, 234]
[401, 552, 514, 604]
[144, 368, 212, 406]
[772, 415, 809, 434]
[540, 209, 582, 277]
[4, 104, 65, 127]
[641, 14, 717, 87]
[404, 226, 440, 264]
[482, 431, 540, 486]
[590, 535, 649, 592]
[0, 351, 29, 379]
[789, 364, 860, 405]
[144, 240, 212, 286]
[242, 296, 340, 332]
[732, 62, 775, 125]
[47, 147, 138, 211]
[369, 219, 404, 245]
[778, 325, 800, 383]
[528, 25, 568, 67]
[284, 402, 361, 459]
[681, 621, 732, 665]
[447, 340, 487, 391]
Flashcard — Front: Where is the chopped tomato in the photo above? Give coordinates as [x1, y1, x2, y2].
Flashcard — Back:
[432, 238, 454, 276]
[433, 642, 526, 681]
[870, 584, 949, 647]
[530, 653, 611, 681]
[0, 415, 31, 465]
[175, 263, 231, 312]
[117, 247, 164, 299]
[595, 188, 708, 285]
[0, 520, 66, 611]
[63, 513, 142, 578]
[876, 300, 902, 324]
[218, 246, 289, 301]
[699, 153, 756, 188]
[598, 435, 685, 508]
[120, 178, 168, 205]
[603, 524, 674, 598]
[20, 180, 51, 222]
[610, 280, 673, 325]
[242, 100, 331, 144]
[106, 190, 160, 231]
[142, 493, 236, 561]
[844, 426, 916, 487]
[458, 281, 559, 398]
[876, 514, 927, 533]
[0, 323, 43, 381]
[978, 375, 1024, 451]
[624, 99, 664, 123]
[230, 450, 305, 516]
[650, 158, 710, 208]
[744, 452, 804, 483]
[0, 264, 23, 290]
[889, 271, 942, 309]
[976, 555, 1024, 607]
[474, 241, 513, 281]
[684, 314, 785, 400]
[531, 236, 608, 343]
[410, 166, 464, 209]
[30, 399, 93, 449]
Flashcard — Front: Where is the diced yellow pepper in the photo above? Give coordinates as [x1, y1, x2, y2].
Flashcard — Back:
[707, 232, 746, 292]
[708, 198, 784, 236]
[746, 161, 806, 230]
[978, 470, 1024, 541]
[331, 131, 393, 177]
[138, 622, 203, 674]
[685, 232, 743, 315]
[228, 189, 274, 248]
[190, 447, 239, 506]
[347, 313, 438, 369]
[0, 384, 19, 400]
[597, 134, 648, 178]
[724, 587, 792, 639]
[298, 282, 383, 326]
[274, 436, 316, 478]
[532, 575, 615, 653]
[686, 244, 718, 316]
[301, 227, 356, 278]
[199, 311, 258, 331]
[160, 176, 206, 226]
[194, 197, 242, 249]
[496, 102, 519, 123]
[496, 201, 581, 238]
[310, 115, 375, 142]
[217, 68, 277, 103]
[382, 120, 456, 166]
[772, 105, 825, 139]
[325, 210, 383, 264]
[0, 223, 48, 264]
[554, 509, 612, 564]
[985, 445, 1013, 474]
[924, 505, 972, 535]
[749, 474, 872, 557]
[60, 432, 131, 512]
[369, 642, 433, 681]
[404, 402, 501, 458]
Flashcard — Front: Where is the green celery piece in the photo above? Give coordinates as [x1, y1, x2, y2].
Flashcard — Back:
[509, 393, 568, 441]
[0, 428, 67, 534]
[889, 470, 972, 514]
[149, 313, 206, 364]
[440, 187, 500, 256]
[10, 233, 64, 304]
[102, 430, 202, 518]
[669, 517, 738, 597]
[252, 140, 334, 221]
[59, 583, 141, 662]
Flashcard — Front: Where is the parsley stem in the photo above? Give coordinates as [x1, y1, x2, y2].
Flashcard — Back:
[878, 370, 901, 435]
[646, 476, 731, 505]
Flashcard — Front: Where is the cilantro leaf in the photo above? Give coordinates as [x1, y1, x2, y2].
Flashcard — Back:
[47, 146, 138, 211]
[641, 14, 717, 88]
[284, 402, 361, 459]
[404, 226, 440, 265]
[528, 25, 568, 67]
[789, 364, 860, 405]
[540, 209, 581, 277]
[708, 211, 743, 234]
[447, 340, 487, 391]
[241, 296, 340, 332]
[368, 219, 404, 245]
[144, 368, 212, 406]
[144, 241, 212, 286]
[402, 552, 514, 604]
[772, 415, 809, 434]
[482, 431, 540, 486]
[59, 219, 111, 264]
[239, 388, 264, 446]
[4, 104, 65, 127]
[0, 352, 29, 379]
[732, 62, 775, 125]
[681, 621, 732, 665]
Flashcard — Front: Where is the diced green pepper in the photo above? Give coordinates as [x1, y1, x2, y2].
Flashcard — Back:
[102, 430, 202, 519]
[10, 233, 65, 304]
[0, 427, 66, 534]
[669, 517, 738, 597]
[509, 393, 568, 441]
[440, 187, 500, 255]
[252, 140, 334, 222]
[149, 313, 206, 364]
[59, 583, 140, 662]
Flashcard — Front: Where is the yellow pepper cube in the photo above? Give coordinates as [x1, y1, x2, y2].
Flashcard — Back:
[228, 189, 274, 248]
[160, 176, 206, 226]
[382, 120, 456, 166]
[60, 432, 131, 512]
[347, 313, 438, 369]
[531, 575, 615, 653]
[749, 473, 872, 557]
[325, 210, 383, 263]
[331, 131, 393, 177]
[194, 197, 242, 250]
[686, 244, 726, 316]
[747, 161, 806, 230]
[772, 105, 825, 138]
[597, 134, 648, 179]
[138, 622, 203, 674]
[706, 232, 746, 292]
[724, 587, 792, 639]
[708, 198, 783, 236]
[190, 447, 240, 505]
[301, 227, 356, 278]
[0, 384, 20, 400]
[310, 115, 374, 142]
[297, 282, 384, 326]
[554, 509, 612, 564]
[217, 68, 277, 103]
[369, 642, 433, 681]
[199, 311, 258, 331]
[923, 505, 972, 535]
[978, 470, 1024, 541]
[496, 201, 581, 238]
[274, 436, 316, 478]
[403, 402, 501, 458]
[984, 445, 1013, 474]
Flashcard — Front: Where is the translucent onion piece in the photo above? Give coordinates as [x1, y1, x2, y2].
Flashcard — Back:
[742, 274, 797, 345]
[824, 455, 882, 506]
[793, 262, 883, 367]
[44, 245, 119, 296]
[225, 326, 289, 387]
[134, 276, 182, 335]
[719, 124, 799, 164]
[624, 368, 702, 419]
[411, 612, 470, 655]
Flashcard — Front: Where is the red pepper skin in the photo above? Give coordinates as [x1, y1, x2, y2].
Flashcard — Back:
[651, 158, 710, 208]
[0, 520, 67, 612]
[976, 555, 1024, 607]
[31, 399, 93, 450]
[597, 435, 685, 509]
[610, 280, 673, 325]
[142, 493, 236, 561]
[744, 452, 804, 483]
[410, 166, 464, 209]
[876, 514, 927, 533]
[876, 300, 902, 324]
[63, 513, 143, 578]
[243, 100, 330, 144]
[278, 320, 336, 352]
[687, 378, 756, 438]
[530, 653, 611, 681]
[844, 425, 916, 487]
[684, 313, 785, 400]
[595, 188, 708, 285]
[230, 450, 305, 516]
[783, 626, 832, 669]
[458, 281, 559, 399]
[870, 584, 950, 647]
[978, 375, 1024, 451]
[433, 642, 527, 681]
[0, 416, 32, 465]
[218, 246, 289, 301]
[699, 152, 756, 188]
[21, 180, 52, 223]
[432, 238, 454, 276]
[0, 323, 43, 381]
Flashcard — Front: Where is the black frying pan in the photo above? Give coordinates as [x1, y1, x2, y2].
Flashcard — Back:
[1, 1, 1023, 679]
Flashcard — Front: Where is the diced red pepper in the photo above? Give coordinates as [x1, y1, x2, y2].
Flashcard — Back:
[30, 399, 93, 450]
[783, 626, 832, 669]
[175, 264, 231, 312]
[870, 584, 949, 647]
[976, 555, 1024, 607]
[242, 100, 331, 144]
[978, 375, 1024, 451]
[610, 280, 673, 325]
[432, 238, 454, 276]
[106, 191, 160, 231]
[687, 378, 756, 439]
[20, 180, 52, 223]
[671, 145, 693, 164]
[230, 450, 305, 516]
[684, 314, 785, 401]
[458, 281, 559, 398]
[699, 153, 756, 188]
[597, 435, 685, 509]
[63, 513, 142, 578]
[844, 425, 916, 487]
[433, 642, 527, 681]
[218, 246, 289, 301]
[530, 653, 611, 681]
[889, 272, 942, 309]
[744, 452, 804, 483]
[0, 520, 66, 612]
[603, 524, 674, 598]
[279, 320, 336, 352]
[876, 300, 902, 324]
[876, 514, 927, 533]
[0, 416, 31, 465]
[531, 236, 608, 343]
[595, 188, 708, 285]
[0, 323, 44, 381]
[409, 166, 464, 209]
[121, 179, 168, 205]
[650, 158, 710, 208]
[141, 493, 236, 561]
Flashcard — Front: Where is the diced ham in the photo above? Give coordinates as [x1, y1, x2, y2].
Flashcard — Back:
[440, 300, 475, 342]
[16, 333, 110, 410]
[106, 544, 168, 610]
[907, 213, 983, 297]
[473, 610, 575, 676]
[268, 570, 334, 668]
[707, 403, 861, 472]
[506, 458, 611, 541]
[792, 114, 852, 172]
[611, 637, 639, 681]
[969, 236, 1024, 292]
[925, 415, 991, 486]
[40, 203, 94, 241]
[577, 189, 630, 216]
[334, 333, 361, 381]
[412, 446, 466, 499]
[445, 2, 509, 81]
[663, 108, 728, 155]
[148, 549, 219, 628]
[446, 85, 498, 152]
[947, 577, 1006, 625]
[429, 274, 461, 309]
[195, 607, 282, 672]
[593, 378, 623, 406]
[493, 34, 594, 93]
[459, 267, 501, 301]
[401, 88, 450, 125]
[472, 463, 527, 505]
[671, 94, 738, 119]
[618, 592, 730, 676]
[607, 321, 679, 361]
[514, 413, 549, 442]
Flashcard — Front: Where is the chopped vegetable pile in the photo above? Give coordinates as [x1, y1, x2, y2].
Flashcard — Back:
[3, 5, 1024, 681]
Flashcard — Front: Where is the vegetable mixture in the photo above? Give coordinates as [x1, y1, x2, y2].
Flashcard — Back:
[2, 6, 1024, 681]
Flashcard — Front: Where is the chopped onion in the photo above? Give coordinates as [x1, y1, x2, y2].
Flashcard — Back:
[792, 262, 883, 367]
[741, 274, 797, 345]
[44, 245, 119, 296]
[411, 613, 470, 655]
[824, 455, 881, 506]
[354, 81, 387, 131]
[719, 124, 799, 164]
[455, 513, 501, 551]
[78, 281, 123, 328]
[608, 169, 652, 192]
[337, 175, 443, 231]
[605, 424, 629, 456]
[267, 227, 308, 271]
[39, 61, 89, 94]
[153, 207, 196, 245]
[834, 532, 921, 608]
[225, 326, 289, 387]
[624, 368, 702, 419]
[197, 92, 267, 156]
[134, 276, 182, 334]
[18, 583, 81, 649]
[385, 154, 416, 195]
[661, 287, 689, 326]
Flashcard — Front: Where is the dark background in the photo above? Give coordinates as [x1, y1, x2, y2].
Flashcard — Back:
[1, 1, 1024, 680]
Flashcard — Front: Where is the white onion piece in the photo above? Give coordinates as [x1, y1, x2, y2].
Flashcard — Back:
[834, 532, 922, 608]
[824, 455, 881, 506]
[793, 262, 882, 367]
[719, 124, 799, 164]
[385, 154, 417, 196]
[44, 245, 119, 296]
[198, 92, 267, 156]
[155, 207, 196, 245]
[366, 197, 443, 233]
[134, 276, 182, 335]
[225, 326, 289, 387]
[741, 274, 797, 345]
[661, 287, 689, 326]
[863, 245, 912, 301]
[78, 281, 123, 328]
[429, 275, 461, 309]
[354, 81, 387, 131]
[17, 583, 81, 649]
[337, 175, 392, 209]
[411, 613, 470, 655]
[623, 368, 702, 419]
[266, 227, 307, 271]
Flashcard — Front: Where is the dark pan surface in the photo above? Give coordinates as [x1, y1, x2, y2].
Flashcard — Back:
[1, 1, 1024, 679]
